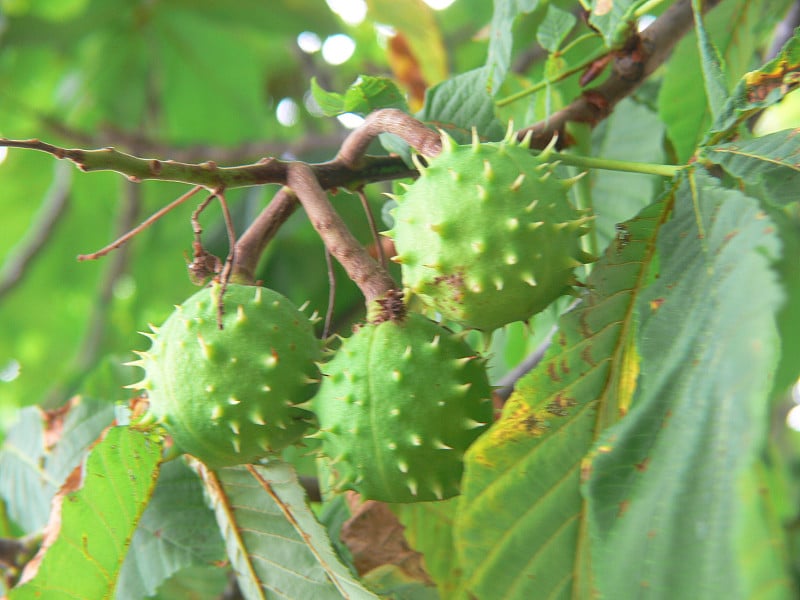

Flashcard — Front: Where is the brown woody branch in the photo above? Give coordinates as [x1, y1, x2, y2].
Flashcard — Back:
[0, 138, 416, 191]
[286, 162, 397, 306]
[517, 0, 725, 149]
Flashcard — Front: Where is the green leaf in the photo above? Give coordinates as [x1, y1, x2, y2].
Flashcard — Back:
[454, 196, 667, 599]
[658, 0, 793, 162]
[701, 129, 800, 204]
[705, 29, 800, 145]
[536, 5, 577, 53]
[589, 0, 647, 47]
[10, 426, 162, 600]
[418, 67, 505, 143]
[737, 460, 797, 598]
[0, 397, 115, 533]
[691, 0, 729, 119]
[310, 76, 409, 117]
[486, 0, 541, 94]
[197, 460, 380, 600]
[585, 169, 784, 599]
[149, 565, 228, 600]
[394, 498, 460, 597]
[116, 459, 225, 600]
[363, 565, 440, 600]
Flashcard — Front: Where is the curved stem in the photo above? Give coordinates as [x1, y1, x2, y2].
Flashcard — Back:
[337, 108, 442, 165]
[286, 162, 397, 306]
[496, 48, 610, 108]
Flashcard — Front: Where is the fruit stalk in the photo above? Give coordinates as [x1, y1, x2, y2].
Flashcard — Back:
[336, 108, 442, 166]
[549, 151, 682, 177]
[286, 162, 397, 305]
[232, 186, 299, 283]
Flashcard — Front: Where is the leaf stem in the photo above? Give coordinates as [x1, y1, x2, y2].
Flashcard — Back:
[549, 151, 682, 177]
[495, 49, 610, 108]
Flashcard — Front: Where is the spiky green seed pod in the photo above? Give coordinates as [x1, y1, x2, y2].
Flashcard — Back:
[128, 283, 321, 468]
[312, 312, 493, 503]
[389, 131, 593, 331]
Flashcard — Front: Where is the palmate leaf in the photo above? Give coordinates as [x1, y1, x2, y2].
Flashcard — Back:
[585, 169, 787, 599]
[10, 426, 162, 600]
[453, 194, 669, 599]
[195, 460, 379, 600]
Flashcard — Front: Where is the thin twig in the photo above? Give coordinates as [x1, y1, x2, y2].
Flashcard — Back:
[0, 162, 72, 301]
[356, 188, 387, 270]
[77, 186, 204, 261]
[213, 189, 237, 293]
[516, 0, 726, 148]
[494, 327, 558, 403]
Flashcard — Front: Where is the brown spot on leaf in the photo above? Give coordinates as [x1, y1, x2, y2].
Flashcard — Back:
[635, 457, 650, 472]
[618, 500, 630, 517]
[593, 0, 613, 16]
[546, 392, 576, 417]
[42, 397, 82, 450]
[580, 457, 592, 482]
[581, 345, 596, 367]
[546, 362, 561, 383]
[745, 61, 800, 103]
[649, 298, 664, 311]
[341, 493, 433, 584]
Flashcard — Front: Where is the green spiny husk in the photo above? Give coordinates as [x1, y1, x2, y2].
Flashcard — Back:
[312, 312, 493, 503]
[129, 282, 321, 468]
[390, 131, 593, 331]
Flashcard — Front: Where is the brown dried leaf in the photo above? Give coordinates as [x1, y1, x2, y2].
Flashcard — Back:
[341, 492, 433, 585]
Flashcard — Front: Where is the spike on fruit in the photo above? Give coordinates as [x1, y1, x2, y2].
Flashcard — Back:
[127, 282, 321, 468]
[470, 127, 480, 151]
